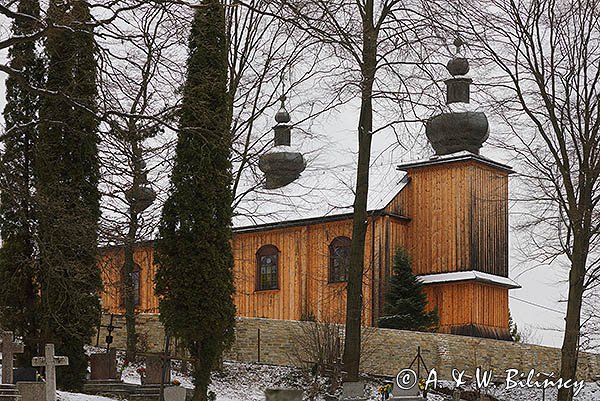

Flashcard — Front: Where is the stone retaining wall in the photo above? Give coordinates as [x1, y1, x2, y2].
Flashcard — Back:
[98, 314, 600, 381]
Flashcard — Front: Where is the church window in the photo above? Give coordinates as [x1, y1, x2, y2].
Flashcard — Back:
[256, 245, 279, 290]
[329, 236, 351, 283]
[120, 263, 141, 307]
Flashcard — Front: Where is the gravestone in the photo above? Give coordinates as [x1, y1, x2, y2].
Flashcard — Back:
[164, 385, 187, 401]
[341, 382, 366, 400]
[90, 348, 119, 380]
[16, 382, 46, 401]
[264, 388, 303, 401]
[390, 379, 422, 400]
[31, 344, 68, 401]
[12, 368, 37, 384]
[144, 355, 170, 385]
[1, 331, 24, 384]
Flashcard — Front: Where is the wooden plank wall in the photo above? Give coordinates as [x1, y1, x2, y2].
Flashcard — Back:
[98, 158, 509, 335]
[233, 218, 400, 325]
[232, 226, 303, 321]
[99, 245, 158, 314]
[468, 163, 509, 276]
[423, 282, 509, 330]
[390, 160, 509, 277]
[376, 217, 409, 320]
[98, 216, 409, 326]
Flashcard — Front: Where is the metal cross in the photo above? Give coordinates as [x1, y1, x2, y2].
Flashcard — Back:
[96, 314, 122, 352]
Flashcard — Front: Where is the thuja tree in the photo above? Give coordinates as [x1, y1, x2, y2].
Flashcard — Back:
[154, 1, 236, 401]
[0, 0, 45, 365]
[36, 0, 101, 390]
[378, 248, 438, 331]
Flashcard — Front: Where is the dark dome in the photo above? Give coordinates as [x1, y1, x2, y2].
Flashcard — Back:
[259, 151, 306, 189]
[125, 185, 157, 212]
[447, 57, 470, 76]
[275, 108, 291, 124]
[425, 112, 489, 155]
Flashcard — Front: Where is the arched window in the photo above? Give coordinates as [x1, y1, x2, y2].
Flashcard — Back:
[120, 263, 141, 307]
[329, 236, 351, 283]
[256, 245, 279, 291]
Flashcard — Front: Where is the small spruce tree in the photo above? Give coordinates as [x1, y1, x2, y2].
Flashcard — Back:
[509, 311, 522, 342]
[378, 248, 439, 331]
[155, 2, 236, 401]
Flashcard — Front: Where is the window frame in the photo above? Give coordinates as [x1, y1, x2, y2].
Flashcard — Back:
[256, 245, 280, 291]
[120, 262, 141, 308]
[328, 236, 351, 284]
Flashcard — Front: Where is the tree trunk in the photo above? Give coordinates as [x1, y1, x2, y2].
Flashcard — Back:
[124, 137, 146, 362]
[557, 233, 587, 401]
[191, 342, 209, 401]
[343, 0, 377, 382]
[123, 216, 137, 362]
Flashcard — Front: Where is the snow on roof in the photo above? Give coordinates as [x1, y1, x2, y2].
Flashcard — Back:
[396, 150, 514, 173]
[418, 270, 521, 289]
[232, 157, 409, 229]
[232, 150, 514, 229]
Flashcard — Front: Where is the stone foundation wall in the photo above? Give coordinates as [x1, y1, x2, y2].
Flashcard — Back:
[98, 314, 600, 381]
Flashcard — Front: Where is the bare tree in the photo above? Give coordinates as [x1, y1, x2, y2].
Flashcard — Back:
[94, 1, 187, 360]
[252, 0, 434, 381]
[226, 0, 347, 217]
[0, 1, 152, 84]
[95, 0, 338, 361]
[425, 0, 600, 399]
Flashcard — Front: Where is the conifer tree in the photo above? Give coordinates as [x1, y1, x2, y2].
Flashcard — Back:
[0, 0, 45, 365]
[154, 1, 236, 400]
[509, 311, 522, 342]
[378, 248, 438, 331]
[36, 0, 101, 390]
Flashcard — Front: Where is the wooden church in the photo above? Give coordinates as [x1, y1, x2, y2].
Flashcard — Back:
[99, 46, 520, 341]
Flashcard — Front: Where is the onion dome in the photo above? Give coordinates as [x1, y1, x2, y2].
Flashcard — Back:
[425, 36, 489, 156]
[125, 160, 156, 212]
[259, 95, 306, 189]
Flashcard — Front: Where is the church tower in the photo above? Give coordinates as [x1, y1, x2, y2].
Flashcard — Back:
[394, 38, 519, 340]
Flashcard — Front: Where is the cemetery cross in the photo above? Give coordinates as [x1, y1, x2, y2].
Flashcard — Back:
[1, 331, 24, 384]
[31, 344, 68, 401]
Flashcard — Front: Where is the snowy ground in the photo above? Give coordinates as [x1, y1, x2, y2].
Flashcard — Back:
[53, 348, 600, 400]
[57, 391, 118, 401]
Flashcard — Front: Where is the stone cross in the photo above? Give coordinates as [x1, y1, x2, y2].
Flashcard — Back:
[32, 344, 68, 401]
[1, 331, 24, 384]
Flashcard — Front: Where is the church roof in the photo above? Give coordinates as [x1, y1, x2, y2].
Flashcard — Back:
[233, 161, 409, 230]
[418, 270, 521, 289]
[233, 150, 513, 231]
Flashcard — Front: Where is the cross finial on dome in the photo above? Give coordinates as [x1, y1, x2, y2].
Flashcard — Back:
[275, 94, 291, 124]
[453, 35, 465, 54]
[447, 35, 469, 77]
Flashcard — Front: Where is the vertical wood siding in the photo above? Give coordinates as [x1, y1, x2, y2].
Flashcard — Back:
[423, 282, 509, 330]
[99, 245, 158, 314]
[390, 160, 509, 277]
